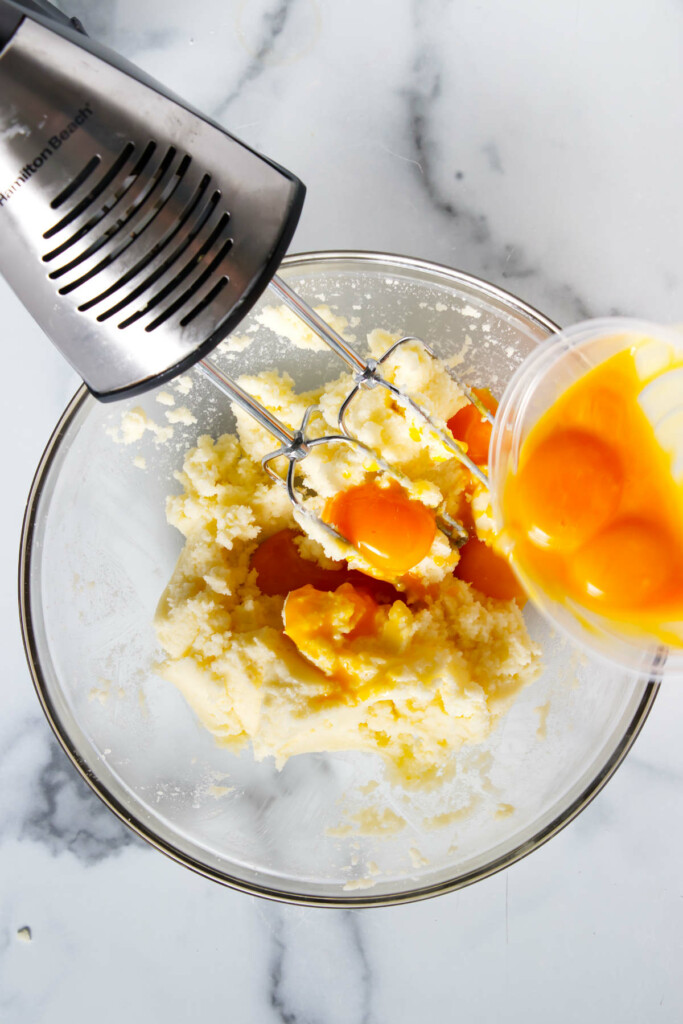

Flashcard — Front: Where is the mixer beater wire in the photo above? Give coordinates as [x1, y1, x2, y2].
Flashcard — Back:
[269, 275, 492, 488]
[198, 355, 469, 550]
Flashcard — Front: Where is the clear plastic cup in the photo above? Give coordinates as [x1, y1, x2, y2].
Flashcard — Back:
[489, 317, 683, 680]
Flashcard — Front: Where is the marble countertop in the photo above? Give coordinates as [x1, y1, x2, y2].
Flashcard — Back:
[2, 1, 683, 1020]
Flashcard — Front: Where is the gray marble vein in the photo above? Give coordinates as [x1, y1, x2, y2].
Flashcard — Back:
[404, 49, 491, 243]
[401, 0, 604, 325]
[482, 141, 503, 174]
[344, 911, 373, 1024]
[21, 736, 141, 864]
[59, 0, 177, 55]
[268, 911, 303, 1024]
[262, 905, 376, 1024]
[213, 0, 295, 122]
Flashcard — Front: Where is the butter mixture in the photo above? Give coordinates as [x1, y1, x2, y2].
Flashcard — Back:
[154, 319, 541, 786]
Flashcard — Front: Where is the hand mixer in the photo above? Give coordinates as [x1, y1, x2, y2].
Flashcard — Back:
[0, 0, 489, 557]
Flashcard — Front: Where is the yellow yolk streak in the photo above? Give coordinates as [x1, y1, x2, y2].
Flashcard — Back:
[503, 345, 683, 642]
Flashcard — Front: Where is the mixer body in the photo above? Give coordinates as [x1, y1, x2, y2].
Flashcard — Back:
[0, 0, 305, 399]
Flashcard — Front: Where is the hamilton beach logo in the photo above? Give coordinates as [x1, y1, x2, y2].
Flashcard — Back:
[0, 102, 93, 207]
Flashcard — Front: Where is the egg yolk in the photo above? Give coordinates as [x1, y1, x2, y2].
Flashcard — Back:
[502, 345, 683, 637]
[455, 535, 527, 604]
[514, 429, 623, 551]
[323, 481, 436, 576]
[447, 388, 498, 465]
[284, 582, 380, 648]
[251, 528, 400, 603]
[283, 583, 383, 700]
[571, 519, 672, 607]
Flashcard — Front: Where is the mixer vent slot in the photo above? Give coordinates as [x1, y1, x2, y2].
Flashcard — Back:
[44, 142, 159, 269]
[87, 177, 216, 320]
[145, 235, 233, 332]
[50, 155, 102, 210]
[119, 212, 233, 331]
[79, 174, 213, 317]
[53, 148, 189, 294]
[179, 276, 229, 328]
[43, 142, 136, 239]
[43, 142, 235, 335]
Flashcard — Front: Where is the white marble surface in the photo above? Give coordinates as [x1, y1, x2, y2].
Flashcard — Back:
[1, 0, 683, 1020]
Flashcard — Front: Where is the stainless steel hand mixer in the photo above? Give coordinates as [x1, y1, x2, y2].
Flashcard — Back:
[0, 0, 492, 553]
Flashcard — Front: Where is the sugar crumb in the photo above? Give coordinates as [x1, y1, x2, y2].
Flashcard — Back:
[156, 391, 175, 406]
[174, 376, 193, 395]
[535, 701, 551, 739]
[423, 796, 479, 829]
[133, 455, 147, 470]
[325, 824, 353, 838]
[326, 805, 405, 838]
[16, 926, 32, 943]
[88, 687, 109, 705]
[206, 784, 234, 798]
[106, 406, 174, 445]
[343, 876, 377, 891]
[256, 303, 354, 351]
[218, 333, 252, 354]
[166, 406, 197, 426]
[409, 846, 429, 868]
[350, 807, 406, 836]
[495, 803, 515, 819]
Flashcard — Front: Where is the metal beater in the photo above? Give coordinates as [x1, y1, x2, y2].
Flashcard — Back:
[269, 275, 493, 488]
[198, 357, 469, 549]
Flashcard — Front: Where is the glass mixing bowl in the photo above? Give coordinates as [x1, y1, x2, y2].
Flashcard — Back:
[20, 252, 658, 906]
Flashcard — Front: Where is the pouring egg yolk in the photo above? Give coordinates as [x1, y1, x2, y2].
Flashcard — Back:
[502, 345, 683, 635]
[570, 518, 673, 608]
[323, 480, 436, 576]
[514, 429, 623, 551]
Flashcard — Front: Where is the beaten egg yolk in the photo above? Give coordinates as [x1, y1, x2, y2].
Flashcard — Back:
[322, 480, 436, 576]
[503, 346, 683, 633]
[512, 429, 623, 552]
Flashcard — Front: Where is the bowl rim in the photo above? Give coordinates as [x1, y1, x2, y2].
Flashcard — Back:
[18, 249, 660, 908]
